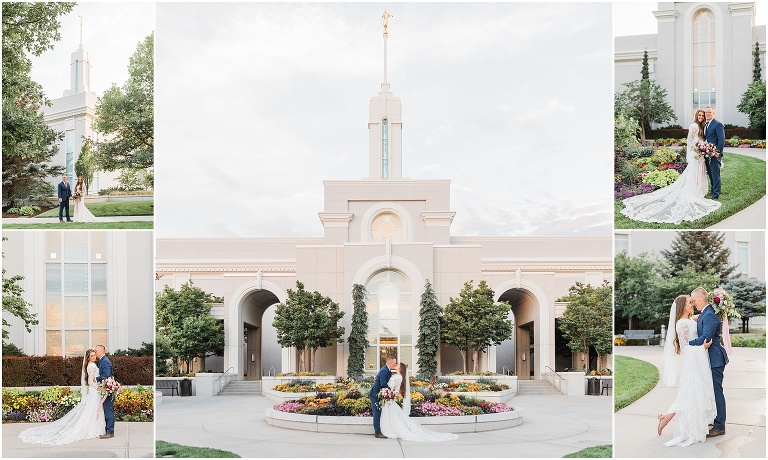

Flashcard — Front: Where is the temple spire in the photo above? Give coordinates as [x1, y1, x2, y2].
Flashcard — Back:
[79, 15, 83, 48]
[382, 11, 392, 87]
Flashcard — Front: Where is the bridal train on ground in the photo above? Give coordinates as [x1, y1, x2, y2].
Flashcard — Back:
[380, 373, 458, 442]
[620, 121, 721, 224]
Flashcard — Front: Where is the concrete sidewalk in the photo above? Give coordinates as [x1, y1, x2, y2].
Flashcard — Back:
[614, 346, 765, 458]
[707, 147, 766, 230]
[155, 391, 612, 458]
[2, 215, 154, 225]
[1, 422, 154, 458]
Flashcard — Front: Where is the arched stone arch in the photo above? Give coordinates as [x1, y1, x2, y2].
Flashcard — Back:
[226, 280, 287, 378]
[493, 279, 551, 380]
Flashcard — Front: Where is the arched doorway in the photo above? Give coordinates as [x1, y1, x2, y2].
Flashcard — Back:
[364, 269, 414, 375]
[498, 288, 539, 380]
[232, 288, 281, 380]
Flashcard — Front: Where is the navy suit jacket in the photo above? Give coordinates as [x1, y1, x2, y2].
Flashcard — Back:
[96, 355, 113, 382]
[704, 118, 725, 156]
[369, 365, 392, 398]
[689, 305, 729, 368]
[58, 181, 72, 200]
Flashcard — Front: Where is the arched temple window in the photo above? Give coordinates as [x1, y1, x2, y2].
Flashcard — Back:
[364, 270, 413, 374]
[381, 118, 389, 179]
[370, 211, 404, 242]
[692, 9, 716, 109]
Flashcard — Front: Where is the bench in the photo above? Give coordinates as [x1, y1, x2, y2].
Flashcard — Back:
[600, 379, 612, 396]
[155, 379, 179, 396]
[623, 329, 655, 346]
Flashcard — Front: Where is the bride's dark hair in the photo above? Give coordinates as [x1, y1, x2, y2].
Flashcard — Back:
[398, 363, 407, 398]
[81, 348, 96, 386]
[672, 295, 690, 354]
[693, 109, 706, 140]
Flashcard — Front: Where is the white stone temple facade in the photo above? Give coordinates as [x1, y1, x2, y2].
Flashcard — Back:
[614, 2, 765, 128]
[155, 25, 613, 381]
[41, 28, 118, 193]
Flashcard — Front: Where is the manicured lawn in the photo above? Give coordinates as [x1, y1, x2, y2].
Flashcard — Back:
[615, 153, 766, 229]
[35, 200, 154, 217]
[563, 445, 612, 458]
[156, 440, 240, 458]
[614, 355, 659, 412]
[2, 221, 153, 229]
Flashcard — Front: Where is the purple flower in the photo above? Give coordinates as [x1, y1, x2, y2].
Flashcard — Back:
[614, 183, 655, 200]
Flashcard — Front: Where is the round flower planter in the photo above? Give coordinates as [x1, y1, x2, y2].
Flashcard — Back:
[265, 407, 522, 434]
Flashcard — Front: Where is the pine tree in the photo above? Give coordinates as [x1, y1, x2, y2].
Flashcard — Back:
[346, 284, 368, 380]
[415, 280, 441, 379]
[753, 41, 762, 82]
[723, 277, 766, 333]
[660, 232, 738, 284]
[641, 49, 650, 80]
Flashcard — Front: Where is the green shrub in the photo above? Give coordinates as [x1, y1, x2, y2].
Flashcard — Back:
[642, 169, 679, 188]
[18, 206, 41, 217]
[730, 336, 766, 348]
[649, 148, 678, 166]
[7, 207, 19, 214]
[728, 136, 742, 147]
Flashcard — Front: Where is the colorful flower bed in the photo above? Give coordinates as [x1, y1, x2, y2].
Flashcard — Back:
[272, 379, 356, 393]
[276, 372, 333, 377]
[271, 380, 514, 418]
[410, 376, 510, 393]
[2, 385, 154, 423]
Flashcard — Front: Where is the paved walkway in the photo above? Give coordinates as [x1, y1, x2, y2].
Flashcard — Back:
[707, 148, 766, 230]
[2, 215, 154, 225]
[1, 422, 154, 458]
[155, 391, 612, 458]
[614, 346, 766, 458]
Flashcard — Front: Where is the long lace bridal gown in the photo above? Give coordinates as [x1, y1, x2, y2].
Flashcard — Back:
[73, 186, 96, 223]
[380, 374, 458, 442]
[664, 318, 717, 447]
[620, 122, 721, 224]
[18, 362, 105, 445]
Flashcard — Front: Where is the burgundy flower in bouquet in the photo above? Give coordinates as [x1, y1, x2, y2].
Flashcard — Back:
[693, 140, 717, 161]
[376, 387, 397, 409]
[98, 376, 122, 399]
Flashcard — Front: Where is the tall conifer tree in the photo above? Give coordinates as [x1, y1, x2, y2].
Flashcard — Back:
[660, 232, 737, 284]
[415, 280, 441, 379]
[346, 284, 368, 380]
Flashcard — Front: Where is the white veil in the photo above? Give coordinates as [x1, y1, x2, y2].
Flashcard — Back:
[403, 374, 411, 416]
[662, 301, 681, 386]
[80, 350, 89, 395]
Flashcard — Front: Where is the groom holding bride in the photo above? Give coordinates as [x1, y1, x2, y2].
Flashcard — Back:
[659, 287, 728, 447]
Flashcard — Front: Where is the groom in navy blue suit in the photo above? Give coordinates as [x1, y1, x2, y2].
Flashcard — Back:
[688, 288, 728, 437]
[57, 174, 73, 222]
[703, 106, 725, 199]
[95, 345, 115, 439]
[369, 356, 397, 438]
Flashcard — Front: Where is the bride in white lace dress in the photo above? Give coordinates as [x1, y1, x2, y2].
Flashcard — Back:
[380, 363, 458, 442]
[658, 295, 717, 447]
[73, 177, 96, 223]
[18, 349, 106, 445]
[621, 109, 721, 224]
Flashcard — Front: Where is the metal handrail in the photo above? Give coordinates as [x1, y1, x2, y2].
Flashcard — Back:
[544, 366, 565, 382]
[268, 366, 275, 377]
[501, 366, 512, 376]
[214, 367, 235, 382]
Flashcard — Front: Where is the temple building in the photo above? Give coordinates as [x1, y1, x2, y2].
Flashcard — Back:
[155, 20, 612, 381]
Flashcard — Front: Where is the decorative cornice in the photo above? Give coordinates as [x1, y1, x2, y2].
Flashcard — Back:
[614, 50, 658, 62]
[653, 9, 678, 22]
[420, 211, 456, 227]
[482, 265, 612, 273]
[728, 3, 755, 17]
[318, 212, 354, 228]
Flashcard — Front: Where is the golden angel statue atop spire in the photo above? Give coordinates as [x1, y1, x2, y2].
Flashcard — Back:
[382, 10, 392, 34]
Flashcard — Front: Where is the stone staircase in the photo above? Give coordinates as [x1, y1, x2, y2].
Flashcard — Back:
[219, 379, 263, 396]
[516, 379, 561, 395]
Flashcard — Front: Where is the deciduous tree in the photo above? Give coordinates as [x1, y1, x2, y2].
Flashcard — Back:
[2, 2, 74, 207]
[615, 79, 675, 144]
[441, 280, 512, 373]
[94, 32, 154, 171]
[557, 282, 613, 371]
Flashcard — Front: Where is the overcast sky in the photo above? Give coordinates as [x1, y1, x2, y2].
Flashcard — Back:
[155, 2, 613, 239]
[28, 3, 154, 99]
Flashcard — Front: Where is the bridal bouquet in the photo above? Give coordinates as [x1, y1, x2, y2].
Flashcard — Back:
[708, 288, 740, 320]
[377, 388, 397, 409]
[693, 140, 717, 161]
[98, 377, 122, 399]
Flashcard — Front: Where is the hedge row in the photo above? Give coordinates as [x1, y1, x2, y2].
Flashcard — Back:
[646, 127, 765, 140]
[2, 356, 153, 387]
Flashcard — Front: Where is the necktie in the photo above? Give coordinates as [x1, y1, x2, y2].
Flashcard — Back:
[705, 121, 710, 134]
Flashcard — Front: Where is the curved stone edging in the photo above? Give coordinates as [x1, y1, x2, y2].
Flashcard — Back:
[265, 407, 522, 434]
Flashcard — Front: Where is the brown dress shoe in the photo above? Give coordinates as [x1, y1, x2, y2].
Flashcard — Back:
[99, 433, 114, 439]
[374, 433, 387, 439]
[706, 428, 725, 438]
